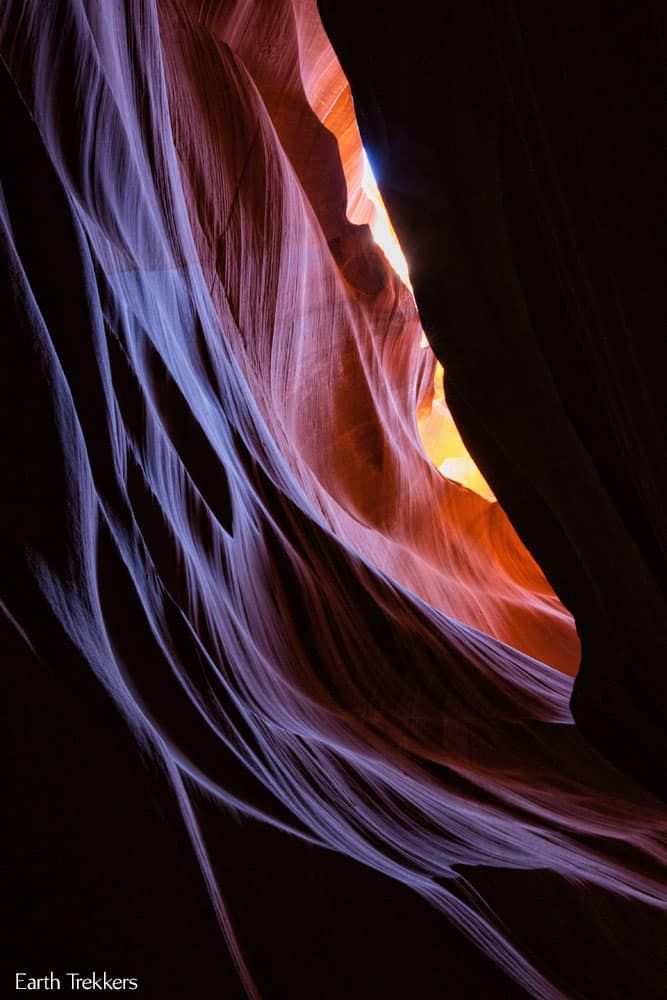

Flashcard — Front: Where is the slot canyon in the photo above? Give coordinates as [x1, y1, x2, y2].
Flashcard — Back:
[4, 1, 666, 997]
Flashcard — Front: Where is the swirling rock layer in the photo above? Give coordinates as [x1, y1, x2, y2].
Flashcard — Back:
[3, 2, 665, 997]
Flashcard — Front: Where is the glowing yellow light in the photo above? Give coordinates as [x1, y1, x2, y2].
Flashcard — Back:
[418, 364, 495, 501]
[352, 146, 493, 501]
[359, 151, 412, 290]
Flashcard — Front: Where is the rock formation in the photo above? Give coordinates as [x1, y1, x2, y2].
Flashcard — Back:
[3, 1, 665, 996]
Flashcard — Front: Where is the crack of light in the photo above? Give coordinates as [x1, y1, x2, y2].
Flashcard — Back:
[359, 150, 412, 290]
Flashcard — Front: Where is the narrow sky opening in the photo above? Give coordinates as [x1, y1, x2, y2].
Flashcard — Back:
[359, 150, 412, 290]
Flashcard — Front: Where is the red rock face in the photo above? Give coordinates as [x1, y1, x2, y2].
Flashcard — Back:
[158, 0, 579, 674]
[2, 3, 665, 998]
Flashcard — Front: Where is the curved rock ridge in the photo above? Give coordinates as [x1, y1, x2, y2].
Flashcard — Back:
[156, 0, 574, 671]
[2, 2, 665, 998]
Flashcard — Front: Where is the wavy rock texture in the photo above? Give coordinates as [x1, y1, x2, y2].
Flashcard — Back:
[3, 1, 665, 998]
